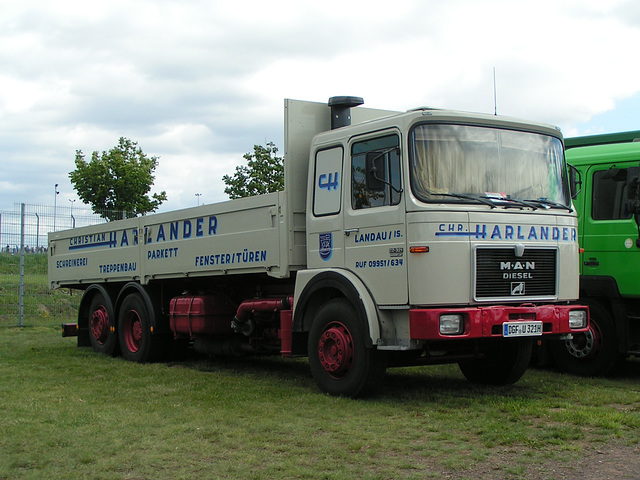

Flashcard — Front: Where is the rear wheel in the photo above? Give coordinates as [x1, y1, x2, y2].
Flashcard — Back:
[308, 298, 386, 397]
[550, 300, 621, 376]
[117, 293, 167, 363]
[459, 338, 533, 385]
[88, 293, 118, 356]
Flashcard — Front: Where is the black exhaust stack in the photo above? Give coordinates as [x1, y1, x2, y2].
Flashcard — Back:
[328, 96, 364, 129]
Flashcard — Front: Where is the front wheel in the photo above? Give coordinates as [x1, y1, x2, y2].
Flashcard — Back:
[308, 298, 386, 397]
[549, 300, 621, 376]
[459, 338, 533, 385]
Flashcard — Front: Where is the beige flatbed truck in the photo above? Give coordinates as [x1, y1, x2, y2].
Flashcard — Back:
[49, 96, 589, 397]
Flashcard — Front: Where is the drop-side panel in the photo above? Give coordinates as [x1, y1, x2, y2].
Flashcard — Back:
[48, 193, 298, 288]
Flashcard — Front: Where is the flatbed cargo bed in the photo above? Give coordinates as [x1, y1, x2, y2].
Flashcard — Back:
[49, 191, 305, 288]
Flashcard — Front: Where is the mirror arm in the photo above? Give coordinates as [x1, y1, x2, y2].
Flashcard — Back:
[369, 168, 403, 194]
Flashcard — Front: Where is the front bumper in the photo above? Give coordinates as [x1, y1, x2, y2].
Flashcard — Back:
[409, 304, 589, 340]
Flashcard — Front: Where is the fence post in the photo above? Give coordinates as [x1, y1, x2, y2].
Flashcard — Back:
[35, 212, 40, 249]
[19, 203, 25, 327]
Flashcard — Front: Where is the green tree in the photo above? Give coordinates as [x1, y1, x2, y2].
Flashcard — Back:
[69, 137, 167, 221]
[222, 142, 284, 199]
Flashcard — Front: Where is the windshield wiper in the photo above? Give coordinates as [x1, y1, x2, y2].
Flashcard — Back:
[522, 198, 573, 212]
[497, 196, 539, 210]
[438, 192, 540, 210]
[430, 192, 497, 208]
[427, 191, 571, 212]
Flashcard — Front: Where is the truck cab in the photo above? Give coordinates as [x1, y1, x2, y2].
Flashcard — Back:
[305, 106, 579, 306]
[291, 99, 588, 394]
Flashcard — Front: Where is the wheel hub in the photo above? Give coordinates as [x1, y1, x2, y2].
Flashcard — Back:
[90, 306, 109, 345]
[124, 310, 143, 353]
[317, 322, 354, 379]
[565, 323, 601, 359]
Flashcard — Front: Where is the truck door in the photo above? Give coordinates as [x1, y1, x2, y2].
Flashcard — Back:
[307, 146, 346, 269]
[582, 162, 639, 297]
[344, 132, 408, 305]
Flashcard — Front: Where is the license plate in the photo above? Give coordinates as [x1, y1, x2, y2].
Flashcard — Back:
[503, 321, 542, 337]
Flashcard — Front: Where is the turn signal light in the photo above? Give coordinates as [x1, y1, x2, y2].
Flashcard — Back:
[409, 246, 429, 253]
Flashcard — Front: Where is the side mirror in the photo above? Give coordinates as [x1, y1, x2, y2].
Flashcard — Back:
[626, 165, 640, 248]
[626, 166, 640, 216]
[365, 152, 386, 192]
[569, 164, 582, 200]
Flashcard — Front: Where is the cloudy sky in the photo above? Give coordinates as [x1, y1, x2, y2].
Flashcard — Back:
[2, 0, 640, 214]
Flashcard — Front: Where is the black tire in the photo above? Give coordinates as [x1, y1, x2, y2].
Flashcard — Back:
[549, 300, 621, 376]
[308, 298, 386, 397]
[458, 338, 533, 385]
[117, 293, 166, 363]
[88, 293, 118, 356]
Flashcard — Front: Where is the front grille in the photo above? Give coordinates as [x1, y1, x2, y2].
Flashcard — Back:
[475, 248, 556, 299]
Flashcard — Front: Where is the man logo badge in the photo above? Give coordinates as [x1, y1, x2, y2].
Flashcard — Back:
[511, 282, 525, 295]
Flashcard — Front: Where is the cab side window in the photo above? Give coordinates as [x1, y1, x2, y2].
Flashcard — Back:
[351, 135, 401, 209]
[592, 168, 632, 220]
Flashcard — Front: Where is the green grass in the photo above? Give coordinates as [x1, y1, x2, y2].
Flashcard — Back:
[2, 254, 640, 479]
[0, 253, 79, 327]
[1, 327, 639, 480]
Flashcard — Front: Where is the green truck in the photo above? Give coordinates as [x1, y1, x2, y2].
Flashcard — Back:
[550, 131, 640, 375]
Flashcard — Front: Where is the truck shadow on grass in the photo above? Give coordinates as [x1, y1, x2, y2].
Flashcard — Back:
[168, 348, 550, 401]
[377, 368, 537, 403]
[534, 356, 640, 382]
[615, 357, 640, 378]
[81, 337, 640, 401]
[167, 350, 315, 390]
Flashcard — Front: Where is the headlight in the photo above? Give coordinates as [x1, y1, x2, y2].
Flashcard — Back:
[569, 309, 587, 329]
[439, 314, 464, 335]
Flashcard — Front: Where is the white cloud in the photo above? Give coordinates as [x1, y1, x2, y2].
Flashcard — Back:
[1, 0, 640, 212]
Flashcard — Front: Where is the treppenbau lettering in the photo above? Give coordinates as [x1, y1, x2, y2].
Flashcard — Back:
[99, 262, 137, 274]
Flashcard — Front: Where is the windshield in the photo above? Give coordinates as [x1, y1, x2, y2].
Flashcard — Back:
[409, 124, 570, 208]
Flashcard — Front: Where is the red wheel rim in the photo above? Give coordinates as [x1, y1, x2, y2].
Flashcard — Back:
[317, 321, 354, 379]
[89, 306, 109, 345]
[123, 310, 143, 353]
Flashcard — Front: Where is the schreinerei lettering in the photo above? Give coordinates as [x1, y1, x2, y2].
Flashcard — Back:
[56, 257, 88, 268]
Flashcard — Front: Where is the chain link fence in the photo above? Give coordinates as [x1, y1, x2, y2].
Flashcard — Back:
[0, 203, 125, 327]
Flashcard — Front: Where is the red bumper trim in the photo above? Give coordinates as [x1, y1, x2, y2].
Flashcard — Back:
[409, 305, 589, 340]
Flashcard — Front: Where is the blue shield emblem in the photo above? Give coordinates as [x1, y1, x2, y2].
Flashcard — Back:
[319, 233, 333, 261]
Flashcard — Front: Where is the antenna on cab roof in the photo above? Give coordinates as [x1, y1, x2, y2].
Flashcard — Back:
[493, 67, 498, 116]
